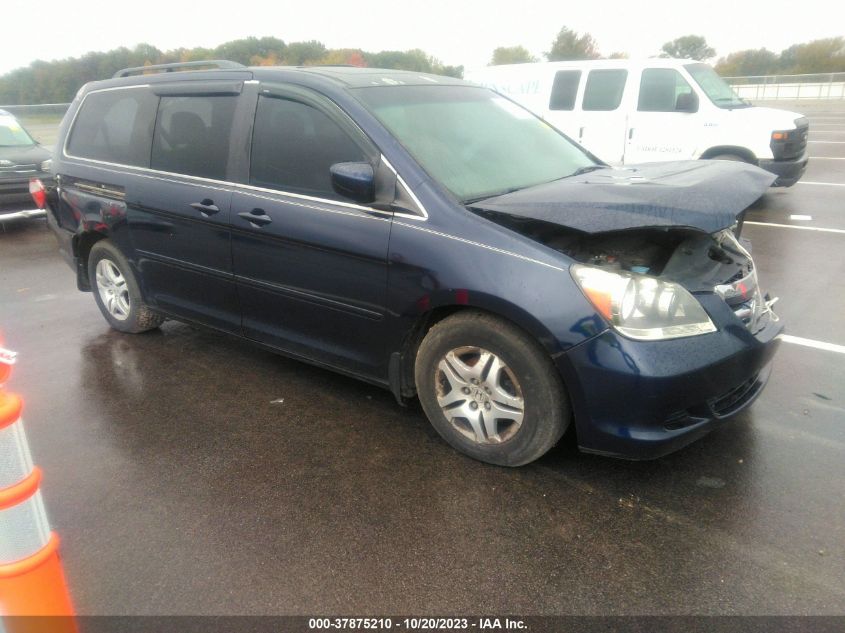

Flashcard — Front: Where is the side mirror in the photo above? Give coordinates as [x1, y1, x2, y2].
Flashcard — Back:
[330, 162, 375, 204]
[675, 92, 699, 113]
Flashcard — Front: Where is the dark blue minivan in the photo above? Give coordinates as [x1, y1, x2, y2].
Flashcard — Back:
[43, 61, 782, 465]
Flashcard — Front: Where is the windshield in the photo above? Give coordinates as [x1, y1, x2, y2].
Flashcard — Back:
[0, 116, 36, 147]
[353, 85, 596, 202]
[684, 63, 749, 109]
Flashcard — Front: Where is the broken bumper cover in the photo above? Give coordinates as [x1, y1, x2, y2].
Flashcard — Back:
[758, 151, 808, 187]
[0, 175, 51, 221]
[557, 293, 783, 460]
[0, 207, 46, 221]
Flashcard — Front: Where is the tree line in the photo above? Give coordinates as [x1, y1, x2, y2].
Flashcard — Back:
[3, 31, 844, 105]
[492, 28, 845, 77]
[0, 38, 463, 105]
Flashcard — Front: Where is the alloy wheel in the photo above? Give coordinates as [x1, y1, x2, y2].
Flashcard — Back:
[95, 259, 131, 321]
[434, 346, 525, 444]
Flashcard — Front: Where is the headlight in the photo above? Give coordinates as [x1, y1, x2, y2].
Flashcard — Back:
[571, 264, 717, 340]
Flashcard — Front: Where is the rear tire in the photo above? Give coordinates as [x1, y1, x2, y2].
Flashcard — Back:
[88, 240, 165, 333]
[415, 311, 569, 467]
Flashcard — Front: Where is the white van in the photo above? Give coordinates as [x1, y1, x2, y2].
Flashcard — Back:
[466, 59, 808, 186]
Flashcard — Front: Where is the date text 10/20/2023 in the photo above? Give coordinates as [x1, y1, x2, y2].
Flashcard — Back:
[308, 618, 527, 630]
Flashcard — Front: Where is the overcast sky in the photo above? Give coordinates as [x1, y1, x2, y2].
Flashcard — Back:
[3, 0, 842, 76]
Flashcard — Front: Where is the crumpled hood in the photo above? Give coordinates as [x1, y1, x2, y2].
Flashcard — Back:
[471, 161, 775, 234]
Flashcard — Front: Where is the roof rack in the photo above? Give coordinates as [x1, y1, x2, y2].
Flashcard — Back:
[113, 60, 245, 79]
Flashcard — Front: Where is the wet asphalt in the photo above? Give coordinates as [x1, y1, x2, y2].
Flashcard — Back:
[0, 102, 844, 616]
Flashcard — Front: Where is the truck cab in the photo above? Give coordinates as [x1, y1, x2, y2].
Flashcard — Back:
[466, 59, 808, 186]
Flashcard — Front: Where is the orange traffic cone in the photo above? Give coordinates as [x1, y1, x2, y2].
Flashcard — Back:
[0, 342, 76, 632]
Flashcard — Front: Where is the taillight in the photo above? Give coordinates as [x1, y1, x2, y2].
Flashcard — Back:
[29, 178, 46, 209]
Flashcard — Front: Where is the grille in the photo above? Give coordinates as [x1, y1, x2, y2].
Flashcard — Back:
[717, 270, 766, 333]
[709, 374, 761, 417]
[772, 118, 808, 161]
[665, 373, 763, 428]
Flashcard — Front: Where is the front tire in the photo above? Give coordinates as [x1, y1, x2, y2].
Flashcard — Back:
[415, 311, 569, 467]
[88, 240, 165, 333]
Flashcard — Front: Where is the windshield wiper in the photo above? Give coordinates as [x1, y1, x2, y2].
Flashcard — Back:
[714, 97, 748, 105]
[463, 186, 529, 205]
[567, 165, 605, 178]
[463, 165, 608, 204]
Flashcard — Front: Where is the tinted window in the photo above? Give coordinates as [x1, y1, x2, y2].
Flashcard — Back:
[638, 69, 694, 112]
[151, 96, 237, 180]
[67, 88, 158, 166]
[582, 70, 627, 111]
[549, 70, 581, 111]
[250, 96, 367, 200]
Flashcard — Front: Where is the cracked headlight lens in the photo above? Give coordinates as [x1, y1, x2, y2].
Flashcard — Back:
[572, 264, 717, 340]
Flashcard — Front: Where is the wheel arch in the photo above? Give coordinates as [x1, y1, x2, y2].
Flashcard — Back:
[388, 293, 568, 405]
[72, 229, 109, 291]
[698, 146, 758, 164]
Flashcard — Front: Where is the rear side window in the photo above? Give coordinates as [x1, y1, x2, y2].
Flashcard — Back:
[638, 69, 694, 112]
[549, 70, 581, 111]
[250, 96, 368, 200]
[151, 96, 238, 180]
[582, 70, 627, 111]
[67, 88, 158, 166]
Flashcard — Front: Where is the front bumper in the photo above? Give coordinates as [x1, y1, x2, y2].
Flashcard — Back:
[0, 208, 46, 222]
[557, 294, 783, 459]
[759, 151, 808, 187]
[0, 175, 52, 221]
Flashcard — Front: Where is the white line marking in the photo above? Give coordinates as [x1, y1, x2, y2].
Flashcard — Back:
[781, 335, 845, 355]
[808, 141, 845, 144]
[797, 181, 845, 187]
[745, 221, 845, 235]
[810, 157, 845, 160]
[788, 214, 813, 221]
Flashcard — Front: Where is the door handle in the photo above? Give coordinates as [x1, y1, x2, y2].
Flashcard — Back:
[190, 199, 219, 216]
[628, 128, 634, 140]
[238, 208, 273, 227]
[579, 126, 584, 140]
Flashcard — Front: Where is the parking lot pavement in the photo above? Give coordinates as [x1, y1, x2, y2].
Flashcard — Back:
[19, 120, 61, 148]
[1, 104, 844, 616]
[746, 101, 845, 235]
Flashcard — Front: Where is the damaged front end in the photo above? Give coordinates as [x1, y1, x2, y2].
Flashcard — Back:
[476, 211, 778, 340]
[462, 161, 783, 458]
[470, 160, 779, 340]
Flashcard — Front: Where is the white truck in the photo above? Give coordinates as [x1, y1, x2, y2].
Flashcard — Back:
[466, 59, 808, 186]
